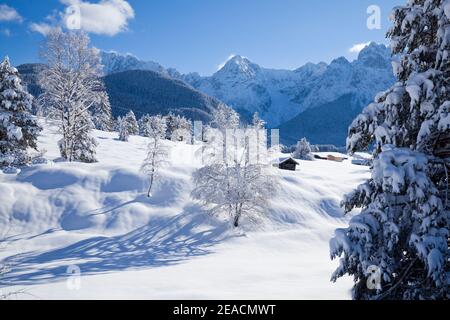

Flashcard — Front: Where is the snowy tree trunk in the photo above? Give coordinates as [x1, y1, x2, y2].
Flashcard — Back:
[233, 204, 243, 227]
[147, 169, 155, 198]
[141, 120, 169, 198]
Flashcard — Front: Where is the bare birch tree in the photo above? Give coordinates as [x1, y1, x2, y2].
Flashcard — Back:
[38, 29, 105, 162]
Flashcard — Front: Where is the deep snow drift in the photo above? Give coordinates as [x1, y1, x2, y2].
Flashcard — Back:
[0, 120, 369, 299]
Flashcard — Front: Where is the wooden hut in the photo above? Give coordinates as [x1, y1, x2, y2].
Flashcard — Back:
[327, 155, 347, 162]
[434, 132, 450, 159]
[275, 157, 299, 171]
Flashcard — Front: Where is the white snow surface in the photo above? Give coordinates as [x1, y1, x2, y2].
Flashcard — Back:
[0, 120, 370, 299]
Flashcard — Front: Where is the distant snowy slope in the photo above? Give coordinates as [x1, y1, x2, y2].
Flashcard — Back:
[0, 120, 369, 299]
[279, 94, 362, 146]
[103, 70, 222, 121]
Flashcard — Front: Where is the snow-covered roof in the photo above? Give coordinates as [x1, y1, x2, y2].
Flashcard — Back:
[271, 157, 299, 165]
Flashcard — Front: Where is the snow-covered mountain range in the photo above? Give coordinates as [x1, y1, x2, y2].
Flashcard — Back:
[182, 43, 395, 128]
[99, 43, 395, 145]
[100, 51, 181, 79]
[18, 43, 395, 146]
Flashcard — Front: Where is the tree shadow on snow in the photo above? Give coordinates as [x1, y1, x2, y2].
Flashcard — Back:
[319, 198, 346, 218]
[0, 204, 231, 286]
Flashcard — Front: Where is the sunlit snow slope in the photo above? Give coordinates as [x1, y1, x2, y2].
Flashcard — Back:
[0, 120, 369, 299]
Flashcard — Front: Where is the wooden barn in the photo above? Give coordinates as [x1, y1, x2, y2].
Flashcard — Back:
[327, 155, 347, 163]
[273, 157, 299, 171]
[434, 132, 450, 159]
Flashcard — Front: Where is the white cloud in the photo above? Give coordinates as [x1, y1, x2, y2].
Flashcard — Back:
[0, 4, 23, 23]
[217, 54, 236, 70]
[29, 22, 54, 36]
[60, 0, 135, 36]
[349, 42, 371, 53]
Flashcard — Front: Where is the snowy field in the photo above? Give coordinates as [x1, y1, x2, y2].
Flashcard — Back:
[0, 120, 370, 299]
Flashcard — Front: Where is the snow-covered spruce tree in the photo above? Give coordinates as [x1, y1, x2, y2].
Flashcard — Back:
[124, 110, 139, 135]
[331, 0, 450, 300]
[140, 115, 168, 197]
[117, 111, 138, 141]
[38, 29, 103, 163]
[117, 116, 129, 142]
[192, 106, 277, 227]
[138, 114, 152, 137]
[292, 137, 314, 161]
[92, 91, 113, 131]
[145, 115, 167, 141]
[163, 112, 192, 142]
[0, 57, 41, 168]
[164, 112, 178, 139]
[172, 116, 192, 142]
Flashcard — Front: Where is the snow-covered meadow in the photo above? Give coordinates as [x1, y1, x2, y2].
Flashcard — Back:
[0, 119, 370, 299]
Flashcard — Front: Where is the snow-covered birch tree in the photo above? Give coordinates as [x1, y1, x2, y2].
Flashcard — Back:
[140, 115, 168, 197]
[192, 105, 277, 227]
[117, 116, 129, 141]
[292, 138, 314, 161]
[0, 56, 41, 168]
[331, 0, 450, 300]
[38, 29, 104, 163]
[252, 112, 266, 130]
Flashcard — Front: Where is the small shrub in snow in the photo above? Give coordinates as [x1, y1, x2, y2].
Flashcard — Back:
[2, 166, 20, 174]
[31, 157, 49, 165]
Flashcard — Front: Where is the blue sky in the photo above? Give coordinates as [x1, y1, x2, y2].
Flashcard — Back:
[0, 0, 404, 75]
